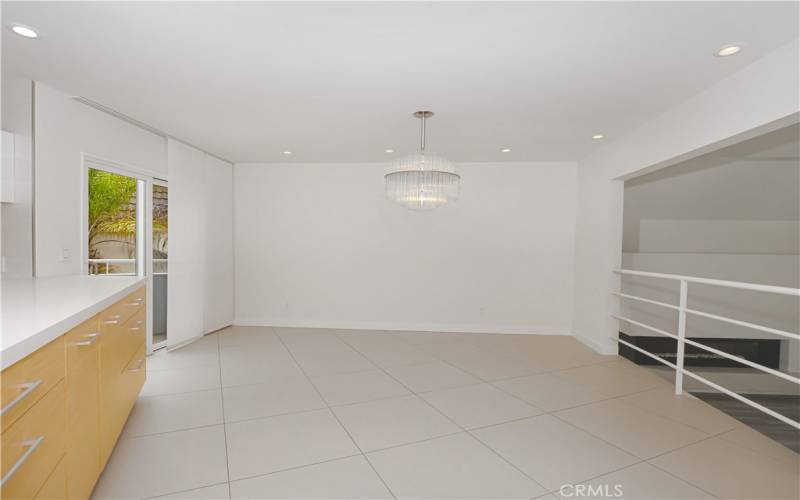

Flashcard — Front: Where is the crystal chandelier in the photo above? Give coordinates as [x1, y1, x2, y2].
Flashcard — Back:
[385, 111, 460, 210]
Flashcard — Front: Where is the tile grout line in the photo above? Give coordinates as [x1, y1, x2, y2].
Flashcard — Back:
[221, 452, 364, 487]
[215, 333, 233, 498]
[338, 334, 552, 495]
[146, 328, 774, 500]
[272, 328, 399, 500]
[644, 456, 723, 499]
[343, 333, 691, 494]
[142, 481, 230, 500]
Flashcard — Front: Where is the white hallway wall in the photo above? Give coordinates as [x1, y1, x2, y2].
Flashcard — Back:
[34, 82, 167, 277]
[572, 39, 800, 354]
[234, 162, 576, 334]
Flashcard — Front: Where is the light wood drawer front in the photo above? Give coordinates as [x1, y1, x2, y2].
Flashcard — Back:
[100, 287, 145, 328]
[66, 335, 100, 500]
[99, 340, 145, 468]
[1, 381, 66, 500]
[120, 308, 146, 368]
[33, 456, 66, 500]
[122, 342, 146, 411]
[98, 339, 124, 468]
[64, 316, 101, 367]
[117, 342, 146, 432]
[1, 337, 65, 433]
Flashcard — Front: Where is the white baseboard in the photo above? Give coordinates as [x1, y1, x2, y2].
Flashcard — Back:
[574, 333, 618, 355]
[233, 317, 570, 336]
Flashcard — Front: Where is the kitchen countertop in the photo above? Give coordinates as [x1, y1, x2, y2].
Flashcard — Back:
[1, 275, 145, 370]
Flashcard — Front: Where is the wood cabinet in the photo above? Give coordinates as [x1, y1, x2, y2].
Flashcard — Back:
[1, 284, 146, 500]
[65, 318, 101, 499]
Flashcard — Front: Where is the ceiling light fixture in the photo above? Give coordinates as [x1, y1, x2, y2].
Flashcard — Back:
[385, 111, 460, 210]
[9, 24, 39, 39]
[385, 149, 395, 153]
[592, 134, 605, 140]
[715, 44, 742, 57]
[501, 148, 512, 153]
[282, 151, 292, 155]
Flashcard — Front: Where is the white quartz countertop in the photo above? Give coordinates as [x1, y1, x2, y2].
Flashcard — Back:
[1, 275, 145, 370]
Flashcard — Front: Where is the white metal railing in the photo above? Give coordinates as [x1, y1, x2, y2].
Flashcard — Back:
[88, 258, 167, 275]
[611, 268, 800, 430]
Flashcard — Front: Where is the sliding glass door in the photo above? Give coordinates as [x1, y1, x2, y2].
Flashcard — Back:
[85, 158, 167, 353]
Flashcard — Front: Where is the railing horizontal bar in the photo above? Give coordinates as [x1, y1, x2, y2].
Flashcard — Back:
[612, 314, 800, 385]
[682, 368, 800, 430]
[614, 269, 800, 297]
[613, 292, 680, 310]
[89, 258, 167, 262]
[685, 308, 800, 341]
[611, 314, 676, 338]
[614, 337, 678, 369]
[681, 338, 800, 385]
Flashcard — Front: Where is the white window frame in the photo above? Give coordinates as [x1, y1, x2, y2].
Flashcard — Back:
[81, 153, 167, 355]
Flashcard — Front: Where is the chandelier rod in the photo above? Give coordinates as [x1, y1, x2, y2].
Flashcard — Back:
[420, 112, 426, 152]
[414, 110, 433, 153]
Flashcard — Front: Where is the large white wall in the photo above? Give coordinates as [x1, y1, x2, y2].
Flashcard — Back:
[34, 82, 167, 277]
[234, 161, 577, 334]
[572, 39, 800, 354]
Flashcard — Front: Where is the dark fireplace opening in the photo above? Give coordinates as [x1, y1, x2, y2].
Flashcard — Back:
[618, 332, 781, 369]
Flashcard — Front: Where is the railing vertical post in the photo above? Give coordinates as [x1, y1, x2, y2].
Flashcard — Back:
[675, 279, 688, 395]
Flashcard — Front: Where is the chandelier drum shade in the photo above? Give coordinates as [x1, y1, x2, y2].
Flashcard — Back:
[385, 111, 460, 210]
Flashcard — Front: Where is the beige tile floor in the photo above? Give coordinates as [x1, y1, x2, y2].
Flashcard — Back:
[92, 327, 800, 500]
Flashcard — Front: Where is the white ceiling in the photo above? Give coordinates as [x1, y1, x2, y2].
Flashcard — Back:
[2, 1, 798, 163]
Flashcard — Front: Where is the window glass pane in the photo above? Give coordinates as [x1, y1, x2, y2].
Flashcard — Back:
[153, 184, 168, 346]
[87, 168, 138, 275]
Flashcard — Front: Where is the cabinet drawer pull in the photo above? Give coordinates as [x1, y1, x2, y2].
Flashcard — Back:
[72, 333, 100, 347]
[104, 319, 120, 325]
[127, 300, 143, 306]
[0, 436, 44, 486]
[128, 357, 145, 372]
[0, 380, 43, 416]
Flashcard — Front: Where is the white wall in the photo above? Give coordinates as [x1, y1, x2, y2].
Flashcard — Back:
[33, 82, 167, 277]
[572, 39, 800, 354]
[635, 220, 799, 255]
[623, 157, 799, 253]
[1, 77, 34, 277]
[234, 161, 576, 334]
[203, 154, 234, 333]
[167, 139, 234, 347]
[167, 139, 206, 347]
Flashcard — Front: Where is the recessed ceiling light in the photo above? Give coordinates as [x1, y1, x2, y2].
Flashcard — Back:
[282, 151, 292, 155]
[9, 24, 39, 39]
[592, 134, 604, 140]
[385, 149, 395, 153]
[715, 44, 742, 57]
[500, 148, 512, 153]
